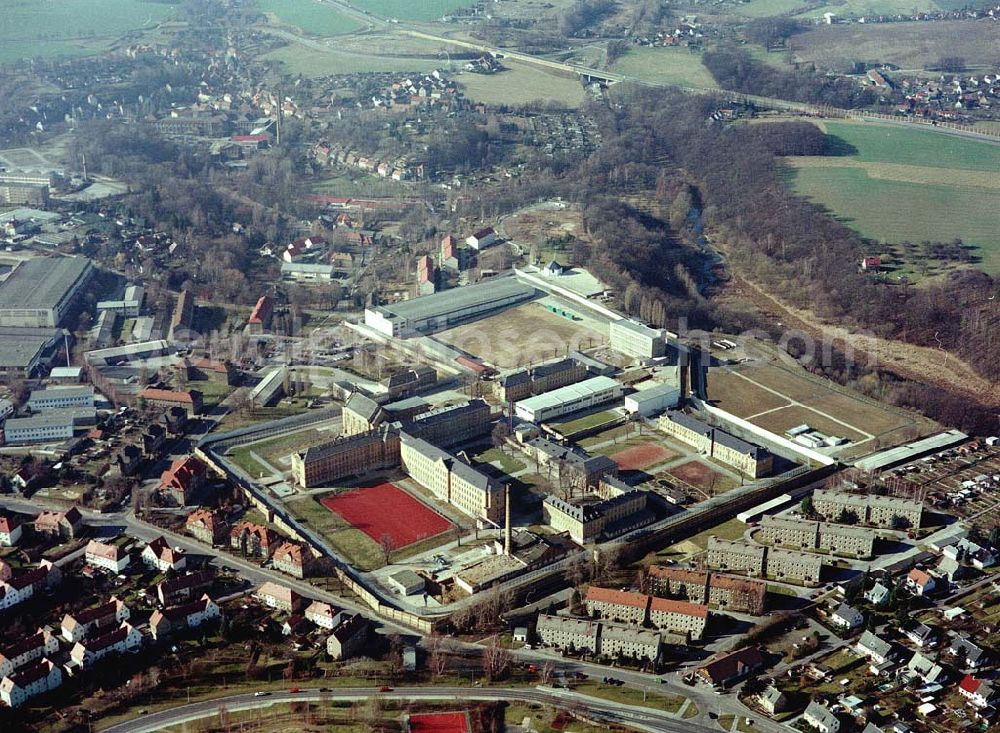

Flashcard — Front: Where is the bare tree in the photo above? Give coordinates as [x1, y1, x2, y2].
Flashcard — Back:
[378, 533, 396, 565]
[481, 634, 512, 682]
[427, 635, 449, 678]
[538, 660, 556, 686]
[565, 553, 590, 587]
[491, 422, 511, 455]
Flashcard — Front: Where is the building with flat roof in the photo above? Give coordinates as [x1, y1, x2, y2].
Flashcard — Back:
[0, 257, 94, 328]
[514, 376, 622, 424]
[624, 381, 681, 417]
[2, 409, 93, 445]
[96, 285, 144, 318]
[609, 319, 666, 359]
[26, 386, 95, 412]
[0, 327, 64, 382]
[364, 278, 535, 337]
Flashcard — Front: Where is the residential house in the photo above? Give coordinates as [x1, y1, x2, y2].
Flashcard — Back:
[958, 675, 996, 709]
[0, 658, 61, 708]
[326, 614, 369, 661]
[34, 506, 82, 539]
[905, 568, 936, 596]
[905, 652, 945, 684]
[949, 635, 988, 670]
[803, 701, 840, 733]
[0, 628, 59, 678]
[148, 595, 221, 640]
[230, 521, 281, 558]
[84, 540, 130, 574]
[160, 456, 208, 506]
[70, 622, 143, 666]
[254, 582, 302, 613]
[831, 604, 864, 630]
[695, 647, 765, 688]
[902, 620, 937, 649]
[304, 601, 340, 630]
[157, 570, 214, 606]
[185, 508, 229, 545]
[61, 597, 131, 642]
[0, 515, 23, 547]
[141, 536, 187, 573]
[142, 423, 166, 457]
[758, 684, 787, 715]
[936, 555, 969, 583]
[465, 227, 497, 250]
[272, 541, 312, 579]
[865, 582, 891, 607]
[855, 630, 894, 666]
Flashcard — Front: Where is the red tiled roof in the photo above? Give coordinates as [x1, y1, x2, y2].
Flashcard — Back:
[160, 456, 207, 492]
[585, 586, 648, 609]
[649, 596, 709, 618]
[908, 568, 932, 586]
[142, 388, 195, 404]
[960, 675, 982, 694]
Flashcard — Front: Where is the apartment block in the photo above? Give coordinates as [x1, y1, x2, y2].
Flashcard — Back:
[706, 537, 766, 576]
[812, 489, 922, 529]
[535, 613, 661, 661]
[765, 547, 823, 585]
[757, 515, 876, 558]
[648, 597, 709, 640]
[644, 566, 767, 615]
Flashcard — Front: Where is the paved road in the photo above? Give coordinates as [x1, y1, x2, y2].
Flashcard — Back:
[100, 685, 718, 733]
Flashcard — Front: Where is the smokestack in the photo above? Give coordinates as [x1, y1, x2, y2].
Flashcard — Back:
[678, 362, 690, 406]
[504, 483, 512, 556]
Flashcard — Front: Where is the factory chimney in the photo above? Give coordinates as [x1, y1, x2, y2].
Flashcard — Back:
[504, 483, 512, 556]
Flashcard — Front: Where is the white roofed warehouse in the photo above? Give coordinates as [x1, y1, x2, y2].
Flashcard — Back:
[364, 278, 535, 337]
[514, 376, 622, 424]
[0, 257, 94, 328]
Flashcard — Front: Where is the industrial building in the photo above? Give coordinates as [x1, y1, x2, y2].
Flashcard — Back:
[2, 409, 94, 445]
[26, 386, 95, 412]
[624, 381, 681, 417]
[96, 285, 145, 318]
[514, 375, 622, 423]
[609, 319, 666, 359]
[0, 257, 94, 328]
[0, 327, 65, 382]
[364, 279, 535, 337]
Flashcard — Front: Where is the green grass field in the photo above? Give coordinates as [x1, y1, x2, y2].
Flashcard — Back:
[352, 0, 476, 21]
[0, 0, 174, 63]
[786, 121, 1000, 274]
[610, 47, 718, 89]
[257, 0, 361, 35]
[263, 41, 439, 76]
[457, 61, 586, 109]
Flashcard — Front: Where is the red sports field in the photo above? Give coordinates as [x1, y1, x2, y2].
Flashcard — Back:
[409, 712, 469, 733]
[320, 482, 453, 548]
[609, 442, 677, 471]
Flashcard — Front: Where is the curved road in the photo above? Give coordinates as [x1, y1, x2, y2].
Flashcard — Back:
[101, 686, 717, 733]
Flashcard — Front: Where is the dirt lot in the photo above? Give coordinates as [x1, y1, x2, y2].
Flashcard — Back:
[610, 442, 678, 471]
[501, 203, 589, 250]
[668, 459, 737, 494]
[790, 20, 1000, 71]
[750, 405, 869, 444]
[715, 361, 930, 453]
[707, 369, 790, 418]
[433, 301, 605, 368]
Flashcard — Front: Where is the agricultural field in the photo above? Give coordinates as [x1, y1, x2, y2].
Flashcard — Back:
[456, 62, 587, 109]
[609, 47, 718, 89]
[0, 0, 175, 63]
[320, 482, 453, 548]
[257, 0, 361, 35]
[790, 20, 1000, 71]
[352, 0, 477, 21]
[433, 301, 605, 369]
[263, 41, 440, 76]
[785, 121, 1000, 275]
